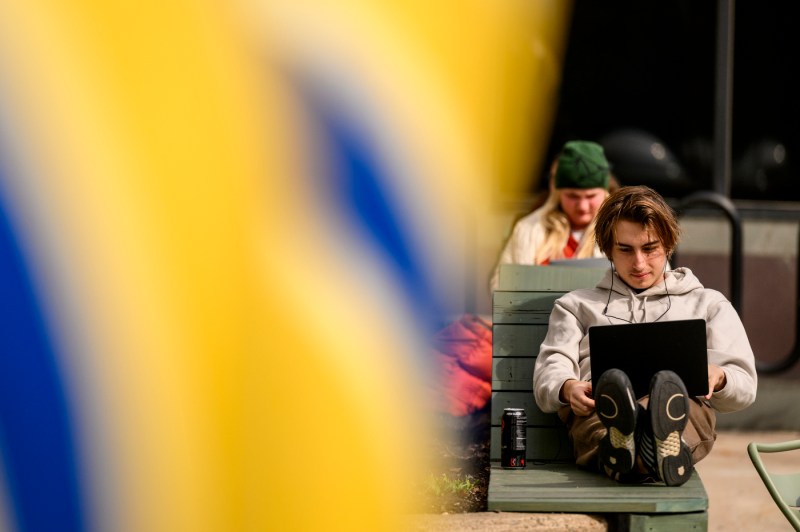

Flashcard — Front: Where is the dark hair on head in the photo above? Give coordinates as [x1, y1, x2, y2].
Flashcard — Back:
[594, 185, 681, 258]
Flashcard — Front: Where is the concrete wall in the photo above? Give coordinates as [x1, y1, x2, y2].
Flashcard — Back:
[677, 216, 800, 378]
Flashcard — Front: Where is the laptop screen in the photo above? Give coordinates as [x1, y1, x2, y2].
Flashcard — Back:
[588, 319, 709, 398]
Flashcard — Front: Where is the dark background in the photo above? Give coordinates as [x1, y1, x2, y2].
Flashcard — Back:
[543, 1, 799, 201]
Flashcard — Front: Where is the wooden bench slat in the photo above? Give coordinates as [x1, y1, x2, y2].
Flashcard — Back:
[491, 357, 534, 390]
[488, 463, 708, 513]
[621, 511, 709, 531]
[493, 291, 565, 324]
[489, 427, 572, 462]
[497, 264, 607, 291]
[492, 323, 548, 357]
[491, 391, 554, 426]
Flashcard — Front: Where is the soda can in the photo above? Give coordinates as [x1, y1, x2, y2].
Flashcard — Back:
[501, 407, 527, 469]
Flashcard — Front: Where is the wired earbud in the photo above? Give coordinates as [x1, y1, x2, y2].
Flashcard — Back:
[603, 261, 615, 314]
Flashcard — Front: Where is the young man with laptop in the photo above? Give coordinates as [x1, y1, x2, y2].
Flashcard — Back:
[533, 185, 757, 486]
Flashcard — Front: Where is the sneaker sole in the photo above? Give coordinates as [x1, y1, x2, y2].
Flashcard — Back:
[596, 369, 637, 474]
[649, 370, 693, 486]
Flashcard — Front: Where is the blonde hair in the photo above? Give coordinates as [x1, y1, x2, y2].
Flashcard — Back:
[535, 188, 607, 264]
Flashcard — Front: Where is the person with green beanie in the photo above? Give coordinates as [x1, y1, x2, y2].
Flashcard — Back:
[490, 140, 613, 291]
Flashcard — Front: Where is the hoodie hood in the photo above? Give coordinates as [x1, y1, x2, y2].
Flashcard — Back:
[595, 267, 705, 324]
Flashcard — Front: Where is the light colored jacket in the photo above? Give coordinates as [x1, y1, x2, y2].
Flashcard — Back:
[489, 206, 605, 291]
[533, 267, 757, 414]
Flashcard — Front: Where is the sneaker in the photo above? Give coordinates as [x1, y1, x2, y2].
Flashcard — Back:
[595, 369, 638, 475]
[638, 370, 694, 486]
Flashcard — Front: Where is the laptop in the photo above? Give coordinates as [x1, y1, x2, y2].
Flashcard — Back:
[588, 319, 709, 398]
[549, 257, 610, 269]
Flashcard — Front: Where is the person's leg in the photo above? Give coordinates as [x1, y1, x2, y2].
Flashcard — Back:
[637, 396, 716, 463]
[558, 405, 604, 468]
[684, 397, 717, 462]
[558, 371, 716, 485]
[558, 369, 640, 479]
[637, 370, 697, 486]
[559, 404, 652, 483]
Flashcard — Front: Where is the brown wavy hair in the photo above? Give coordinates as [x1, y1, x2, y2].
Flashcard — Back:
[594, 185, 681, 259]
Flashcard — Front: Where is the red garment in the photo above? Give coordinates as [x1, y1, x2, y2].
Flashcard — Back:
[432, 314, 492, 416]
[563, 233, 579, 258]
[536, 234, 579, 265]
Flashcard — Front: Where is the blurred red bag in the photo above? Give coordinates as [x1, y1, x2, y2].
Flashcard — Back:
[432, 314, 492, 417]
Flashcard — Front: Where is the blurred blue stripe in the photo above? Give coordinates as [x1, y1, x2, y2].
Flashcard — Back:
[310, 91, 444, 330]
[0, 166, 86, 531]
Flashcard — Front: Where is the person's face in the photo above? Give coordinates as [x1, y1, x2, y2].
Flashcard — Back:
[610, 220, 668, 290]
[559, 188, 607, 230]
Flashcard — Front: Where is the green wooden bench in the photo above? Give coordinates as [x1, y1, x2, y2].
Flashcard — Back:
[488, 264, 709, 531]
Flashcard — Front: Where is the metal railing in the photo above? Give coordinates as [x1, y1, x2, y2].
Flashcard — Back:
[676, 191, 743, 314]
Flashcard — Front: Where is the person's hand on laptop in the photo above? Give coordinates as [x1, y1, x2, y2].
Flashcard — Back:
[560, 379, 595, 416]
[705, 364, 727, 400]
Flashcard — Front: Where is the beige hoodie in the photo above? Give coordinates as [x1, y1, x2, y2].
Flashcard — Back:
[533, 267, 757, 414]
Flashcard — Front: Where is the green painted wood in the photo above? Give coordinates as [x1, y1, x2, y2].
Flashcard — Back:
[491, 391, 554, 426]
[488, 462, 708, 513]
[491, 358, 534, 390]
[492, 324, 547, 357]
[497, 264, 607, 291]
[618, 511, 708, 531]
[489, 427, 572, 462]
[493, 291, 565, 324]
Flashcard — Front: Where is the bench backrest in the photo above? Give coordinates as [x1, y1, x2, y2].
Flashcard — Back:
[490, 264, 607, 462]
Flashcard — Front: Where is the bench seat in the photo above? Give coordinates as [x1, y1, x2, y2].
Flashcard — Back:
[489, 462, 707, 514]
[488, 265, 708, 531]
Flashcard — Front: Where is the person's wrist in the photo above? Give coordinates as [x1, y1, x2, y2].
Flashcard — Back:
[716, 369, 727, 391]
[559, 379, 576, 403]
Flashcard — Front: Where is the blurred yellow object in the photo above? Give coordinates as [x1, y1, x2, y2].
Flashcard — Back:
[0, 1, 571, 530]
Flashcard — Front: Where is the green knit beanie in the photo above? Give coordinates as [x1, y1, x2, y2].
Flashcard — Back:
[554, 140, 610, 190]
